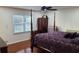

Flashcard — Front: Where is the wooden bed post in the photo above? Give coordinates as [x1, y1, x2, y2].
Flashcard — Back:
[30, 9, 33, 53]
[54, 11, 56, 31]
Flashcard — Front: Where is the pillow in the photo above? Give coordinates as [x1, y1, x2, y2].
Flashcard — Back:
[76, 33, 79, 37]
[64, 32, 77, 39]
[64, 33, 73, 38]
[70, 32, 77, 39]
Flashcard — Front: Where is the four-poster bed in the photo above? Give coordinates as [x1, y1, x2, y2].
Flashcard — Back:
[30, 10, 50, 52]
[30, 6, 79, 53]
[30, 6, 58, 53]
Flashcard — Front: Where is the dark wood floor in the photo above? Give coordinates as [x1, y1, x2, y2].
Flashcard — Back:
[1, 39, 46, 53]
[7, 39, 39, 53]
[7, 40, 31, 53]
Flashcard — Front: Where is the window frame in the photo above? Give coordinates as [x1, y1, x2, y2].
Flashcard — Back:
[13, 15, 31, 34]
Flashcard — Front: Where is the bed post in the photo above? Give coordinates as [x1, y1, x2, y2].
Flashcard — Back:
[54, 11, 56, 31]
[30, 9, 33, 53]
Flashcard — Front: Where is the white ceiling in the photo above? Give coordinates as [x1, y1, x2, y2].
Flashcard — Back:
[12, 6, 79, 11]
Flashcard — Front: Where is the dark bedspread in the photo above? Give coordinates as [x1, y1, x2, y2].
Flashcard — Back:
[34, 31, 79, 53]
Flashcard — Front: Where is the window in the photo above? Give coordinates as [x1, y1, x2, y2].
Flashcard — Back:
[13, 15, 31, 33]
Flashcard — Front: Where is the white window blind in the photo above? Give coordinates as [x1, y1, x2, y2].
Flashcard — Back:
[13, 15, 31, 33]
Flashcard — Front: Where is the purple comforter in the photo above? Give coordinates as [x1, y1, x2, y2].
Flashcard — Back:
[34, 31, 79, 53]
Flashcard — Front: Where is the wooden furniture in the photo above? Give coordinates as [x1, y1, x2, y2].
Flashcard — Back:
[32, 31, 38, 37]
[31, 31, 51, 53]
[37, 18, 48, 33]
[0, 37, 7, 53]
[32, 31, 52, 53]
[31, 17, 48, 53]
[31, 17, 48, 52]
[0, 47, 8, 53]
[30, 10, 49, 53]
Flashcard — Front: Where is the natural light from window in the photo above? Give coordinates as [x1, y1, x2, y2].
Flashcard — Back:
[13, 15, 31, 33]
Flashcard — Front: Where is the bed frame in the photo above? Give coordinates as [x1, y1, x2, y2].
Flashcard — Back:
[30, 9, 56, 53]
[31, 31, 52, 53]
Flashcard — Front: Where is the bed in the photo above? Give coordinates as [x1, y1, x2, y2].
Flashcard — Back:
[30, 10, 79, 53]
[32, 31, 79, 53]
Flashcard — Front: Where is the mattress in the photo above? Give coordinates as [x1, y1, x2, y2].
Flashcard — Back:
[34, 32, 79, 53]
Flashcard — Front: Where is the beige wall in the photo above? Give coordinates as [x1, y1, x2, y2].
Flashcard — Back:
[46, 11, 54, 26]
[47, 8, 79, 32]
[0, 7, 42, 45]
[56, 8, 79, 32]
[2, 7, 79, 45]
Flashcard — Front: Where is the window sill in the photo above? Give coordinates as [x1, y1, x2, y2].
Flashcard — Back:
[13, 31, 31, 34]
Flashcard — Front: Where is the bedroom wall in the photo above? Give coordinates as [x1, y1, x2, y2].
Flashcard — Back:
[47, 8, 79, 32]
[46, 11, 54, 27]
[1, 7, 79, 45]
[0, 7, 42, 45]
[56, 8, 79, 32]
